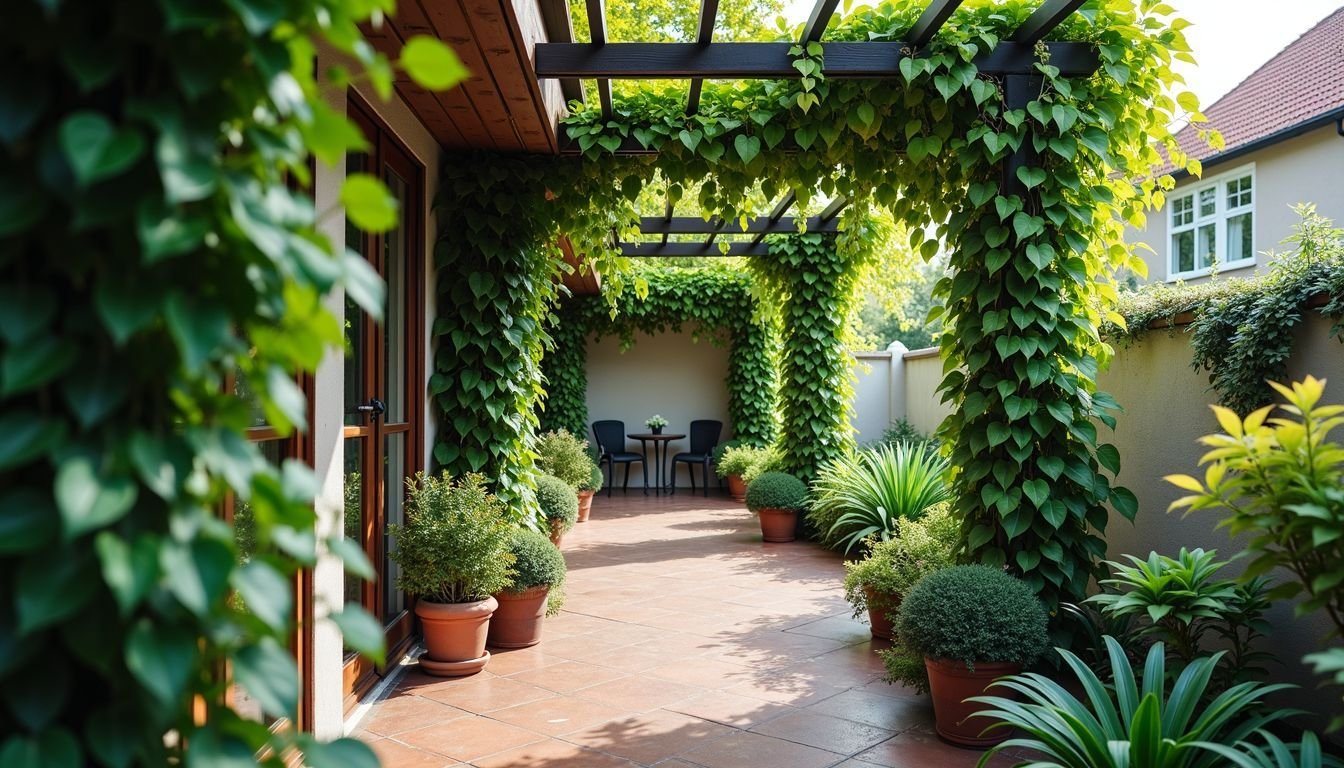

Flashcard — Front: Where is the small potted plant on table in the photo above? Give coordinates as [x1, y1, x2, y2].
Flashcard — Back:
[895, 564, 1048, 747]
[489, 527, 567, 648]
[536, 473, 578, 546]
[745, 471, 808, 543]
[645, 414, 668, 435]
[390, 472, 515, 677]
[842, 504, 957, 639]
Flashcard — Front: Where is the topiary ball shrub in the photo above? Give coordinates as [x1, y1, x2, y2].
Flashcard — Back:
[536, 473, 579, 533]
[897, 565, 1049, 668]
[745, 471, 808, 513]
[504, 527, 568, 616]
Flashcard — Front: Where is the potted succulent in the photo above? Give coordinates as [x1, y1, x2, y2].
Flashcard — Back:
[744, 471, 808, 542]
[488, 527, 567, 649]
[536, 473, 578, 546]
[576, 460, 602, 522]
[645, 414, 668, 435]
[536, 429, 599, 521]
[390, 472, 515, 677]
[895, 565, 1048, 747]
[842, 504, 957, 639]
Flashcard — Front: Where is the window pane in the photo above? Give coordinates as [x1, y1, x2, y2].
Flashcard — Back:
[343, 439, 364, 626]
[383, 432, 406, 623]
[1198, 187, 1216, 218]
[1197, 224, 1216, 270]
[382, 168, 408, 424]
[1172, 230, 1194, 273]
[1226, 175, 1252, 208]
[345, 152, 371, 427]
[1227, 212, 1252, 263]
[1170, 195, 1193, 226]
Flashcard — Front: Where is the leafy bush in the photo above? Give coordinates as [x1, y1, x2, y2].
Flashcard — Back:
[875, 419, 940, 453]
[810, 442, 951, 553]
[1168, 375, 1344, 724]
[896, 565, 1048, 668]
[391, 473, 516, 604]
[712, 437, 753, 466]
[504, 527, 567, 617]
[843, 504, 958, 620]
[579, 461, 604, 492]
[536, 430, 596, 489]
[741, 445, 784, 484]
[535, 473, 579, 533]
[1088, 548, 1273, 684]
[716, 443, 764, 478]
[745, 471, 808, 512]
[971, 636, 1329, 768]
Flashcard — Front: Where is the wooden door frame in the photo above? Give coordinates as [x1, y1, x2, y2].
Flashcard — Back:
[342, 92, 427, 707]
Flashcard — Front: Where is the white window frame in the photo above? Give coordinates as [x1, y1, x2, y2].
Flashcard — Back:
[1166, 163, 1257, 282]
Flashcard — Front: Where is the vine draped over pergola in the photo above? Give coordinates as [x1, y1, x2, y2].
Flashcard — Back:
[433, 0, 1209, 619]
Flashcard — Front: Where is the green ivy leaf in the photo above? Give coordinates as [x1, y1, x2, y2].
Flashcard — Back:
[733, 134, 761, 164]
[232, 638, 298, 717]
[1096, 443, 1121, 474]
[231, 560, 293, 632]
[95, 532, 160, 616]
[301, 737, 380, 768]
[341, 173, 398, 234]
[55, 456, 138, 539]
[0, 730, 81, 768]
[59, 111, 145, 188]
[125, 620, 196, 710]
[399, 36, 471, 91]
[328, 607, 386, 664]
[160, 537, 234, 617]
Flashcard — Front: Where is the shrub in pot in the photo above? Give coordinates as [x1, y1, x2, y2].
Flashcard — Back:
[536, 430, 600, 521]
[745, 471, 808, 542]
[716, 443, 763, 503]
[842, 503, 957, 639]
[536, 473, 578, 546]
[575, 460, 603, 522]
[895, 564, 1048, 747]
[489, 528, 567, 649]
[390, 472, 515, 676]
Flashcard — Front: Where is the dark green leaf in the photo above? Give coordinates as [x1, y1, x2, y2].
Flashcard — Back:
[232, 638, 298, 717]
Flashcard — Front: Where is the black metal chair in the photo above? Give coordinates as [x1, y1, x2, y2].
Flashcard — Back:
[591, 420, 647, 496]
[672, 420, 722, 497]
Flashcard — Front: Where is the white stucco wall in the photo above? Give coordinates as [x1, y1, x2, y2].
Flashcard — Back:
[851, 351, 895, 443]
[583, 331, 732, 489]
[1129, 125, 1344, 284]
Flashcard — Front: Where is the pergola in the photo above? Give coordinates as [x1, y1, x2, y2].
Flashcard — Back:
[532, 0, 1097, 257]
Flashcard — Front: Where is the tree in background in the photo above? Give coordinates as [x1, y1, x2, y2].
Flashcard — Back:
[569, 0, 785, 41]
[852, 256, 946, 351]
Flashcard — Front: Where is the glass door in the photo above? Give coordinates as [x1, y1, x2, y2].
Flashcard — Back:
[342, 98, 424, 705]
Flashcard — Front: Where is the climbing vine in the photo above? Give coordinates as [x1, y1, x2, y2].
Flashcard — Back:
[1110, 206, 1344, 415]
[0, 0, 467, 763]
[542, 264, 777, 444]
[753, 232, 871, 483]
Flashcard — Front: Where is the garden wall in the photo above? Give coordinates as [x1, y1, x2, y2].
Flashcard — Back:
[583, 330, 733, 488]
[851, 314, 1344, 720]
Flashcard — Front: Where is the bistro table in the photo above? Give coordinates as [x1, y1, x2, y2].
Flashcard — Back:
[627, 432, 685, 496]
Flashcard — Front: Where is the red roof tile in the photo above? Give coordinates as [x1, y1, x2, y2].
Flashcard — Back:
[1161, 5, 1344, 176]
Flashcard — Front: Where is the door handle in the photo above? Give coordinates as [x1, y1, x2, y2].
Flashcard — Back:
[354, 398, 386, 421]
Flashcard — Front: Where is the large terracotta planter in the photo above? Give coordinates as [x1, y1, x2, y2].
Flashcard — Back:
[726, 474, 747, 503]
[415, 597, 497, 677]
[863, 585, 899, 640]
[576, 490, 594, 522]
[757, 507, 798, 542]
[924, 657, 1020, 747]
[488, 585, 550, 648]
[548, 518, 565, 547]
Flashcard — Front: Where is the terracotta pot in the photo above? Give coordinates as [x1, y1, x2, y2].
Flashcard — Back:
[726, 474, 748, 503]
[488, 585, 550, 648]
[924, 657, 1020, 747]
[757, 508, 798, 542]
[415, 596, 497, 677]
[548, 518, 565, 547]
[862, 585, 900, 640]
[576, 489, 594, 522]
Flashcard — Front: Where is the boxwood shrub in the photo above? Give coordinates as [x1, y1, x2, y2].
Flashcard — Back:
[535, 473, 579, 532]
[745, 471, 808, 513]
[897, 564, 1049, 668]
[503, 527, 567, 616]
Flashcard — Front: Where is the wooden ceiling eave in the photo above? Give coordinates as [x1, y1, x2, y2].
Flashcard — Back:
[558, 236, 601, 295]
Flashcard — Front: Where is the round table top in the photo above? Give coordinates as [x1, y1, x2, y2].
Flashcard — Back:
[627, 432, 685, 441]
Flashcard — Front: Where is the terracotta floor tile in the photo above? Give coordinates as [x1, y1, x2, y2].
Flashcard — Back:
[508, 660, 628, 694]
[853, 731, 1016, 768]
[360, 737, 461, 767]
[804, 688, 933, 733]
[395, 716, 543, 761]
[680, 730, 844, 768]
[483, 647, 562, 677]
[784, 615, 876, 644]
[749, 709, 895, 755]
[645, 659, 755, 690]
[571, 674, 703, 713]
[470, 737, 640, 768]
[489, 694, 629, 736]
[360, 693, 469, 737]
[562, 710, 735, 764]
[665, 690, 798, 729]
[416, 675, 556, 714]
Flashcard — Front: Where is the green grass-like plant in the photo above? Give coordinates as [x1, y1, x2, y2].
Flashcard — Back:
[843, 503, 958, 621]
[503, 527, 567, 617]
[810, 442, 952, 553]
[745, 471, 808, 513]
[535, 473, 579, 533]
[390, 472, 516, 604]
[896, 565, 1048, 669]
[970, 636, 1330, 768]
[536, 429, 597, 489]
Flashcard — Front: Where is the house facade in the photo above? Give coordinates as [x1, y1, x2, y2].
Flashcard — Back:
[1130, 6, 1344, 283]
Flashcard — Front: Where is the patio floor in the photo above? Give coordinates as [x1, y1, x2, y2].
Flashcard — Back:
[352, 492, 1027, 767]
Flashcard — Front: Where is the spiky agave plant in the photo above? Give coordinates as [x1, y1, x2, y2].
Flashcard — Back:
[810, 442, 951, 553]
[968, 636, 1333, 768]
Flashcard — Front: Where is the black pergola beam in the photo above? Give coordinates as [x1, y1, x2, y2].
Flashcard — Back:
[818, 195, 848, 222]
[801, 0, 841, 42]
[638, 215, 840, 234]
[584, 0, 613, 120]
[621, 242, 772, 257]
[536, 40, 1100, 79]
[686, 0, 718, 114]
[1010, 0, 1088, 46]
[536, 0, 584, 103]
[750, 191, 797, 245]
[907, 0, 965, 48]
